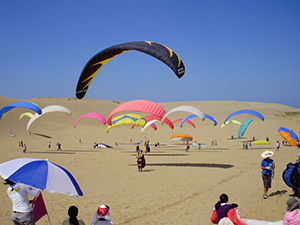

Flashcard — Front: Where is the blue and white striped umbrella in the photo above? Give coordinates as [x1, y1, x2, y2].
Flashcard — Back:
[0, 158, 83, 196]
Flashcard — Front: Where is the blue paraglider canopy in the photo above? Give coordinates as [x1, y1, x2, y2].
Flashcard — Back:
[224, 109, 264, 124]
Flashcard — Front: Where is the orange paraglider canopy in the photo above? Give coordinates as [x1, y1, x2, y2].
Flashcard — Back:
[170, 134, 193, 142]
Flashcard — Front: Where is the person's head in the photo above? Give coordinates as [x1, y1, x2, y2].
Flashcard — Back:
[96, 205, 111, 221]
[286, 198, 300, 212]
[68, 205, 79, 225]
[215, 193, 228, 210]
[219, 193, 228, 203]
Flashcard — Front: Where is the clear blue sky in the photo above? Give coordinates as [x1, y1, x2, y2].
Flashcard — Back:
[1, 1, 299, 108]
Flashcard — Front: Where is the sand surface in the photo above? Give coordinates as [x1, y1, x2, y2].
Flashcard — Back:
[0, 96, 299, 225]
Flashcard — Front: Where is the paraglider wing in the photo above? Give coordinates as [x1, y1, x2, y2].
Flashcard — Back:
[76, 41, 185, 99]
[224, 109, 264, 124]
[145, 114, 174, 129]
[278, 127, 300, 146]
[170, 134, 193, 142]
[106, 113, 146, 133]
[107, 100, 166, 125]
[173, 118, 195, 128]
[204, 114, 217, 126]
[74, 112, 106, 128]
[0, 102, 42, 121]
[251, 140, 270, 145]
[140, 119, 158, 132]
[180, 114, 197, 127]
[237, 119, 253, 139]
[19, 112, 33, 120]
[162, 106, 205, 124]
[27, 105, 72, 131]
[220, 120, 241, 128]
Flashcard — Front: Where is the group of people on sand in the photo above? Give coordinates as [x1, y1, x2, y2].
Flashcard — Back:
[209, 150, 300, 224]
[18, 140, 27, 153]
[211, 193, 300, 225]
[4, 178, 114, 225]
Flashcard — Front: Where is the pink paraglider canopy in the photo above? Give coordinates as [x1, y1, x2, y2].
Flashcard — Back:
[74, 112, 106, 127]
[107, 100, 166, 125]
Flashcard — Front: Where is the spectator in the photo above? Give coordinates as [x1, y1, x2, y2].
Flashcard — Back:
[62, 205, 85, 225]
[91, 205, 114, 225]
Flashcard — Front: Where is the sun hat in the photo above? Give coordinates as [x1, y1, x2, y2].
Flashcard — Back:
[286, 197, 300, 212]
[97, 205, 109, 216]
[261, 150, 274, 158]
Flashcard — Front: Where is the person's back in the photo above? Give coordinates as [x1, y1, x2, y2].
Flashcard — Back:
[284, 210, 300, 225]
[94, 219, 114, 225]
[62, 219, 85, 225]
[62, 205, 85, 225]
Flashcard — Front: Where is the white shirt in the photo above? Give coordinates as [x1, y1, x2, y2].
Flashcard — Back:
[7, 183, 41, 212]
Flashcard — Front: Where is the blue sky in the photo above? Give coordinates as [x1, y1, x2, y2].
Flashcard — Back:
[1, 1, 299, 108]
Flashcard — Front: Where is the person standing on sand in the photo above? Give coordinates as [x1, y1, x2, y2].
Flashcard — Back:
[23, 144, 27, 153]
[261, 150, 275, 199]
[136, 149, 145, 172]
[5, 179, 40, 225]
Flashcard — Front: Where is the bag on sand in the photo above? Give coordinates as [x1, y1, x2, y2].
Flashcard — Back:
[282, 162, 300, 189]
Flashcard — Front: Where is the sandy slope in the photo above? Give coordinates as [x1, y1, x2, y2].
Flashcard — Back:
[0, 96, 299, 225]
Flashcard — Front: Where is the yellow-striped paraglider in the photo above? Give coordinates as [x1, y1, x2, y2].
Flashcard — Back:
[106, 113, 146, 133]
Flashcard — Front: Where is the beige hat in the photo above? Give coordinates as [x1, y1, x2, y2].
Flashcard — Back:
[261, 150, 274, 158]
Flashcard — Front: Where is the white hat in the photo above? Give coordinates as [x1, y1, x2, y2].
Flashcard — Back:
[261, 150, 274, 158]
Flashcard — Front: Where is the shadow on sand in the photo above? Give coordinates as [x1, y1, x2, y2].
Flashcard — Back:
[129, 162, 233, 169]
[31, 133, 52, 139]
[268, 190, 288, 198]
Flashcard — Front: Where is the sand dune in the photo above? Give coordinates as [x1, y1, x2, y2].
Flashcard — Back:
[0, 96, 299, 224]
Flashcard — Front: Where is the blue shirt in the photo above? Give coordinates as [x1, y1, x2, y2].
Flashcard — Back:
[261, 158, 274, 175]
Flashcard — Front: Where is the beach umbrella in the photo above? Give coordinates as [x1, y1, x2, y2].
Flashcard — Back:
[0, 158, 83, 196]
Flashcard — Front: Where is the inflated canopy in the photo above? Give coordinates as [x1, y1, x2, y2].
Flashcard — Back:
[170, 134, 193, 142]
[237, 119, 253, 138]
[139, 120, 158, 132]
[224, 109, 264, 124]
[19, 112, 33, 120]
[74, 112, 106, 128]
[27, 105, 72, 131]
[106, 113, 146, 133]
[76, 41, 185, 99]
[278, 127, 300, 146]
[162, 106, 205, 124]
[0, 102, 42, 121]
[173, 118, 195, 128]
[180, 113, 217, 127]
[220, 120, 241, 128]
[107, 100, 166, 125]
[145, 114, 173, 129]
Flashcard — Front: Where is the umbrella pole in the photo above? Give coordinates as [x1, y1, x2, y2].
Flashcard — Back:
[47, 214, 52, 225]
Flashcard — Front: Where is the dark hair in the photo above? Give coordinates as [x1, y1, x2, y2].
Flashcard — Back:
[215, 193, 229, 210]
[4, 179, 15, 185]
[68, 205, 79, 225]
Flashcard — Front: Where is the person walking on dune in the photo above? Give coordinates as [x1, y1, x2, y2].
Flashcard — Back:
[136, 149, 145, 172]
